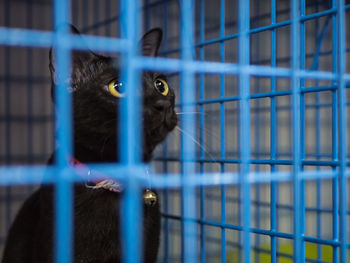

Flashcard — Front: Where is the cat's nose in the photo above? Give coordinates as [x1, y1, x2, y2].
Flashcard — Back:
[153, 100, 171, 111]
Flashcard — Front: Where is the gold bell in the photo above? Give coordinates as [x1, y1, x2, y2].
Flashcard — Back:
[143, 189, 157, 206]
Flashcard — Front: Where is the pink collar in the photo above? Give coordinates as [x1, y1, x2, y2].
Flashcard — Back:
[71, 158, 158, 206]
[71, 158, 123, 193]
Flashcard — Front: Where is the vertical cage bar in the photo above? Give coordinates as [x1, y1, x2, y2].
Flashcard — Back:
[299, 0, 306, 261]
[120, 0, 142, 263]
[120, 0, 141, 165]
[238, 0, 251, 262]
[314, 4, 322, 261]
[336, 0, 347, 262]
[253, 2, 261, 262]
[56, 177, 73, 263]
[162, 1, 170, 262]
[291, 0, 302, 262]
[219, 0, 226, 262]
[199, 0, 205, 262]
[53, 0, 73, 262]
[331, 0, 340, 262]
[270, 0, 277, 262]
[180, 0, 197, 262]
[53, 0, 72, 168]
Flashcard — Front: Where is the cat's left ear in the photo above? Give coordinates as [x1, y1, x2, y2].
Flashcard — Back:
[141, 28, 162, 57]
[49, 25, 97, 86]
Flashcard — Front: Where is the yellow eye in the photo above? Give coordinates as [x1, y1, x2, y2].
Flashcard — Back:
[106, 81, 125, 98]
[153, 78, 169, 96]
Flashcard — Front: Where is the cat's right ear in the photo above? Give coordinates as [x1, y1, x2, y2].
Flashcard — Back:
[141, 28, 163, 57]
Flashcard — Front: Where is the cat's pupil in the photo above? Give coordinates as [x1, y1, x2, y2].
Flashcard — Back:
[113, 82, 124, 93]
[156, 80, 165, 93]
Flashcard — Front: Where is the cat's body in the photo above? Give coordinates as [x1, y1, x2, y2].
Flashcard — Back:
[3, 181, 160, 263]
[2, 27, 177, 263]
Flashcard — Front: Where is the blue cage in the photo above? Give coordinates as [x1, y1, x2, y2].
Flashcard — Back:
[0, 0, 349, 262]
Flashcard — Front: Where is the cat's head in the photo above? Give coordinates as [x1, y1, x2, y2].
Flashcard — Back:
[49, 26, 177, 162]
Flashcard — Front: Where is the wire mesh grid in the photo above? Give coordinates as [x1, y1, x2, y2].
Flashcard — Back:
[0, 0, 350, 262]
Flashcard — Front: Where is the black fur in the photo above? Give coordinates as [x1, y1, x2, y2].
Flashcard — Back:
[2, 27, 177, 263]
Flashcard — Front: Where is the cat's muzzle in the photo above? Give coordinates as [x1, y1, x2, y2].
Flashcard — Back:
[164, 109, 177, 130]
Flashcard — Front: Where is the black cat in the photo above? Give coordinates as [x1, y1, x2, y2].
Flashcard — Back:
[2, 27, 177, 263]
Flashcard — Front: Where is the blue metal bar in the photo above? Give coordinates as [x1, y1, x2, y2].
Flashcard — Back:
[134, 57, 341, 79]
[252, 1, 262, 261]
[53, 1, 73, 263]
[56, 175, 73, 263]
[163, 153, 170, 263]
[0, 28, 129, 51]
[1, 26, 348, 80]
[291, 1, 302, 262]
[314, 4, 322, 261]
[161, 1, 170, 262]
[331, 0, 340, 261]
[156, 154, 350, 167]
[120, 0, 142, 263]
[179, 1, 197, 262]
[336, 0, 348, 262]
[238, 0, 251, 262]
[300, 0, 306, 261]
[0, 164, 345, 187]
[219, 0, 226, 262]
[199, 0, 205, 262]
[119, 0, 141, 161]
[270, 1, 277, 262]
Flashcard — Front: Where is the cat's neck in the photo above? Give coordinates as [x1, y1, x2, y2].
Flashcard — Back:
[74, 143, 118, 163]
[50, 143, 152, 164]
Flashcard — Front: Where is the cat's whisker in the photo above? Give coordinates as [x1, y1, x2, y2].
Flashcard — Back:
[175, 126, 220, 168]
[176, 112, 203, 115]
[196, 125, 221, 144]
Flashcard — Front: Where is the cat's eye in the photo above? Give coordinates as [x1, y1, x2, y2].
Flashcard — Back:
[153, 78, 169, 96]
[105, 81, 125, 98]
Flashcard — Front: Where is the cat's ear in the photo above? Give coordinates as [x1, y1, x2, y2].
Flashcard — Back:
[141, 28, 162, 57]
[49, 47, 58, 85]
[49, 25, 96, 86]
